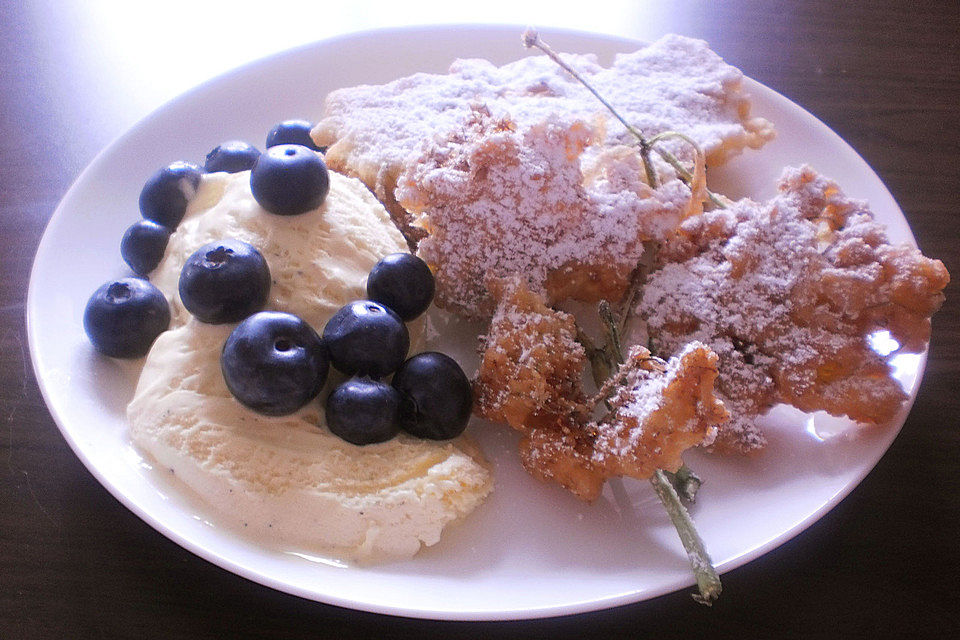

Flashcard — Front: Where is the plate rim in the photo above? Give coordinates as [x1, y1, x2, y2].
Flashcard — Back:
[26, 22, 925, 620]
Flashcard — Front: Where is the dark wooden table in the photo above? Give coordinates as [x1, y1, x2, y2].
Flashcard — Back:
[2, 1, 958, 638]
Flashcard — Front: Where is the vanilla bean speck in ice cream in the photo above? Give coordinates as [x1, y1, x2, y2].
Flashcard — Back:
[126, 167, 492, 564]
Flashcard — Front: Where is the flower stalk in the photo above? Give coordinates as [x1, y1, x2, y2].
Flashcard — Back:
[522, 27, 728, 209]
[526, 26, 722, 604]
[591, 303, 722, 605]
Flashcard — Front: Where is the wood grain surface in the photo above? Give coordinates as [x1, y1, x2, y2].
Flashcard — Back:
[2, 1, 958, 638]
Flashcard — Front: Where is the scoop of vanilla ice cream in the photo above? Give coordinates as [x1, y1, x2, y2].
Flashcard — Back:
[152, 169, 406, 330]
[128, 168, 492, 563]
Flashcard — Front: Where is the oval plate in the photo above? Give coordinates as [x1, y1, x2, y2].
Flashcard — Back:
[27, 25, 924, 620]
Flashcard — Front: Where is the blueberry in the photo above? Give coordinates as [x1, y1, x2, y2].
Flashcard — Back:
[322, 301, 409, 378]
[84, 278, 170, 358]
[366, 253, 435, 321]
[265, 119, 321, 151]
[392, 352, 472, 440]
[178, 239, 270, 324]
[120, 220, 171, 275]
[250, 145, 330, 216]
[204, 140, 261, 173]
[139, 161, 202, 229]
[221, 311, 328, 416]
[325, 378, 401, 445]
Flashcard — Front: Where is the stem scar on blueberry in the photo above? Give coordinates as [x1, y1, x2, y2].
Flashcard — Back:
[106, 282, 132, 302]
[179, 239, 271, 324]
[204, 246, 234, 268]
[84, 277, 170, 358]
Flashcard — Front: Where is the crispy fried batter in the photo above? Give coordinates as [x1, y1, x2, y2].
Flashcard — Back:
[312, 35, 774, 248]
[314, 41, 946, 465]
[474, 276, 589, 430]
[641, 165, 949, 453]
[397, 111, 700, 317]
[519, 343, 728, 501]
[475, 277, 728, 501]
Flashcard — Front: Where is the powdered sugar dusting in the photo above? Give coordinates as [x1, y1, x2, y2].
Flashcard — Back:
[473, 276, 588, 430]
[474, 279, 726, 500]
[521, 340, 728, 499]
[639, 165, 949, 453]
[313, 34, 773, 175]
[397, 111, 697, 317]
[595, 342, 721, 461]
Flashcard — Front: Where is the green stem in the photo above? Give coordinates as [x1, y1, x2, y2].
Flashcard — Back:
[522, 28, 729, 209]
[576, 327, 614, 387]
[664, 464, 703, 503]
[598, 300, 624, 366]
[647, 131, 729, 209]
[522, 28, 659, 188]
[588, 299, 720, 605]
[651, 470, 722, 605]
[524, 29, 720, 601]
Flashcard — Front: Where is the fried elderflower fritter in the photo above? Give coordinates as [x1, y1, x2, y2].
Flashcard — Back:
[640, 165, 949, 453]
[475, 277, 728, 501]
[397, 111, 701, 317]
[312, 34, 773, 245]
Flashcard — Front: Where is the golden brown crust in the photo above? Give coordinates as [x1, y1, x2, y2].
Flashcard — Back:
[397, 113, 645, 317]
[311, 35, 774, 256]
[397, 111, 701, 318]
[473, 276, 589, 430]
[314, 47, 947, 461]
[520, 344, 728, 501]
[641, 166, 949, 452]
[475, 278, 727, 501]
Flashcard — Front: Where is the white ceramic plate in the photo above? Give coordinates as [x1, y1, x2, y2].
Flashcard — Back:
[28, 25, 925, 620]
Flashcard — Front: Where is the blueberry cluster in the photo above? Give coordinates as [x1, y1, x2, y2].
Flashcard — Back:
[84, 119, 473, 446]
[84, 120, 326, 359]
[321, 253, 472, 446]
[220, 252, 471, 445]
